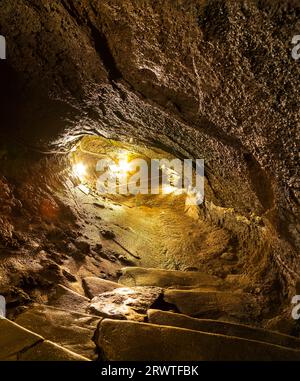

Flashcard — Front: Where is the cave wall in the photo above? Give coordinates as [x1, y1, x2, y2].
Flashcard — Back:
[0, 0, 299, 286]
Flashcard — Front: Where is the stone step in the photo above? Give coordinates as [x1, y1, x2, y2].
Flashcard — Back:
[48, 284, 90, 314]
[163, 289, 261, 321]
[119, 267, 222, 289]
[89, 286, 162, 321]
[97, 319, 300, 361]
[0, 317, 89, 361]
[82, 277, 121, 298]
[147, 309, 300, 350]
[16, 340, 90, 361]
[0, 317, 43, 360]
[14, 304, 101, 360]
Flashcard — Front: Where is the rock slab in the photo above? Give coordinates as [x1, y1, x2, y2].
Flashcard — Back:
[82, 277, 120, 298]
[119, 267, 221, 289]
[48, 284, 90, 314]
[163, 289, 261, 321]
[147, 309, 300, 349]
[15, 304, 101, 360]
[89, 286, 162, 321]
[98, 319, 300, 361]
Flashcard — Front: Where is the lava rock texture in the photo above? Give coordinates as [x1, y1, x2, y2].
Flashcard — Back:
[0, 0, 299, 293]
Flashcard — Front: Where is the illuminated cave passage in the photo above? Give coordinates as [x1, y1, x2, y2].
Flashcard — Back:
[65, 135, 225, 271]
[0, 0, 300, 362]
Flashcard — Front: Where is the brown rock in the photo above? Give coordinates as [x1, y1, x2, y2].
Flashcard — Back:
[163, 290, 261, 321]
[89, 286, 162, 321]
[82, 277, 120, 298]
[62, 269, 77, 282]
[220, 252, 237, 261]
[15, 304, 101, 360]
[19, 340, 89, 361]
[97, 319, 300, 361]
[147, 309, 300, 349]
[48, 284, 90, 314]
[119, 267, 222, 289]
[74, 240, 90, 254]
[0, 318, 43, 360]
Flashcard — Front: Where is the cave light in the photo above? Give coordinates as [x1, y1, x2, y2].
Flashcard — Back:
[72, 162, 87, 181]
[109, 155, 132, 177]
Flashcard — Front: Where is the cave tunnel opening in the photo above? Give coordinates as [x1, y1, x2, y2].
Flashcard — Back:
[61, 134, 227, 271]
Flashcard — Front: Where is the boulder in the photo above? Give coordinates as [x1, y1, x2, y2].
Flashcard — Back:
[15, 304, 101, 360]
[0, 317, 89, 360]
[48, 284, 90, 314]
[0, 318, 43, 360]
[147, 310, 300, 349]
[97, 319, 300, 361]
[163, 290, 261, 321]
[89, 286, 162, 321]
[82, 277, 120, 298]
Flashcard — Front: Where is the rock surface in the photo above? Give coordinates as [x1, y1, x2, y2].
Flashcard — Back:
[0, 0, 299, 290]
[0, 318, 43, 360]
[0, 0, 299, 359]
[97, 319, 300, 361]
[18, 340, 89, 361]
[48, 284, 90, 314]
[89, 286, 162, 321]
[15, 304, 101, 360]
[163, 289, 261, 322]
[0, 318, 89, 361]
[82, 277, 120, 298]
[119, 267, 222, 289]
[147, 309, 300, 349]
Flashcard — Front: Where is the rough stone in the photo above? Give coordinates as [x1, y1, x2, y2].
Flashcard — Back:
[147, 309, 300, 349]
[0, 318, 43, 360]
[74, 240, 90, 254]
[82, 277, 120, 298]
[97, 319, 300, 361]
[119, 267, 222, 289]
[15, 304, 101, 360]
[19, 340, 89, 361]
[89, 286, 162, 321]
[0, 1, 299, 359]
[99, 228, 116, 240]
[0, 0, 299, 300]
[163, 289, 261, 321]
[220, 252, 237, 261]
[48, 284, 90, 314]
[62, 269, 77, 282]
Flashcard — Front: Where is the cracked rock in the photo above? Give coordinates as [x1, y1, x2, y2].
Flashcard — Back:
[89, 286, 162, 321]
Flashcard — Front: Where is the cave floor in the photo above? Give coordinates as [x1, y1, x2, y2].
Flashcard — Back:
[69, 185, 231, 271]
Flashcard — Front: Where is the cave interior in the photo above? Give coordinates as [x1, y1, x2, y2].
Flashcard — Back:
[0, 0, 299, 361]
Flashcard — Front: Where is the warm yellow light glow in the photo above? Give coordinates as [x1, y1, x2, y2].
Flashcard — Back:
[119, 159, 131, 172]
[162, 184, 184, 195]
[162, 184, 177, 194]
[109, 158, 132, 175]
[72, 162, 87, 180]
